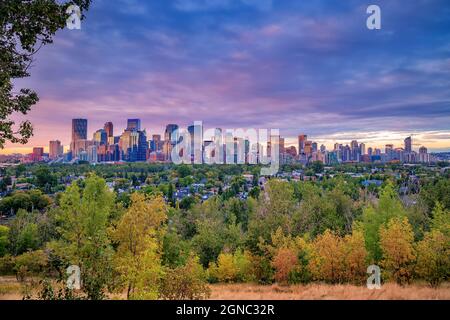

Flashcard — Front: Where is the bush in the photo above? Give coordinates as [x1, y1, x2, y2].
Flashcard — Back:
[160, 255, 210, 300]
[0, 255, 15, 275]
[14, 250, 48, 281]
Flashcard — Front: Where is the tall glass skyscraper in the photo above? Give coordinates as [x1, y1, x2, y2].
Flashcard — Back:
[127, 119, 141, 131]
[71, 119, 88, 156]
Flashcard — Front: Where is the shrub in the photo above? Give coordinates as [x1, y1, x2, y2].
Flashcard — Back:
[0, 254, 15, 275]
[160, 255, 210, 300]
[14, 250, 48, 281]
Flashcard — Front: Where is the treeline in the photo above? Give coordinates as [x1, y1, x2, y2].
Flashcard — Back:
[0, 173, 449, 300]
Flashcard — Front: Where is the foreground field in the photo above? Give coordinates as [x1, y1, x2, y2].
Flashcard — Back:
[1, 276, 449, 300]
[209, 283, 450, 300]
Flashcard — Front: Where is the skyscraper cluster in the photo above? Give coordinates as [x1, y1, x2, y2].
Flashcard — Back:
[24, 120, 435, 165]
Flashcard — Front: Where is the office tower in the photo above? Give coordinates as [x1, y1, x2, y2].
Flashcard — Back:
[71, 119, 88, 157]
[312, 142, 318, 153]
[351, 140, 359, 161]
[298, 134, 307, 154]
[285, 146, 297, 158]
[385, 144, 394, 154]
[304, 141, 313, 156]
[419, 146, 429, 163]
[150, 134, 162, 152]
[334, 143, 341, 151]
[119, 129, 148, 162]
[404, 136, 412, 153]
[360, 143, 366, 156]
[127, 119, 141, 131]
[385, 144, 394, 161]
[164, 124, 179, 161]
[32, 147, 44, 162]
[343, 145, 351, 162]
[104, 122, 113, 138]
[49, 140, 63, 159]
[367, 147, 373, 156]
[93, 129, 107, 145]
[320, 144, 326, 153]
[188, 122, 203, 162]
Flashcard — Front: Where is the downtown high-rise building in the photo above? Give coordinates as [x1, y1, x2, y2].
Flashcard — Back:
[127, 119, 141, 131]
[298, 134, 307, 154]
[104, 122, 113, 138]
[404, 136, 412, 153]
[71, 119, 88, 157]
[49, 140, 64, 159]
[164, 124, 179, 161]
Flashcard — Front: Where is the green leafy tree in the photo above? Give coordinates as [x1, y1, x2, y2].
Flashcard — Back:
[361, 182, 407, 262]
[415, 230, 449, 287]
[0, 0, 91, 147]
[50, 174, 114, 300]
[0, 225, 9, 257]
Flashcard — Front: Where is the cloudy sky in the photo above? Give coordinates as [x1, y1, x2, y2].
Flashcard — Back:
[5, 0, 450, 153]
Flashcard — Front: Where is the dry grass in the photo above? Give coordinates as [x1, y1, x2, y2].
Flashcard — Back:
[209, 283, 450, 300]
[1, 276, 449, 300]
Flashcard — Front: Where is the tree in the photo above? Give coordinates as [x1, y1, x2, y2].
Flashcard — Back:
[430, 202, 450, 238]
[361, 182, 407, 262]
[50, 174, 115, 300]
[0, 225, 9, 257]
[415, 230, 449, 287]
[112, 193, 167, 300]
[8, 209, 40, 255]
[340, 226, 368, 283]
[272, 247, 298, 284]
[379, 217, 416, 285]
[420, 178, 450, 211]
[308, 230, 344, 283]
[247, 180, 296, 252]
[213, 253, 237, 283]
[0, 0, 91, 147]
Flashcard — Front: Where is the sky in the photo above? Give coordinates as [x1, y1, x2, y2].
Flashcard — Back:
[4, 0, 450, 154]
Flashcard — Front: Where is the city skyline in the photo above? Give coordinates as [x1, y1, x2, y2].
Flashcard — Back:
[3, 0, 450, 154]
[7, 117, 441, 167]
[1, 117, 444, 156]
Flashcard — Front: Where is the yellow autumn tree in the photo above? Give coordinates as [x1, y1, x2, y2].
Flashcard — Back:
[308, 230, 344, 283]
[113, 193, 167, 299]
[214, 253, 237, 282]
[415, 230, 450, 287]
[272, 247, 298, 284]
[379, 217, 416, 285]
[341, 226, 368, 284]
